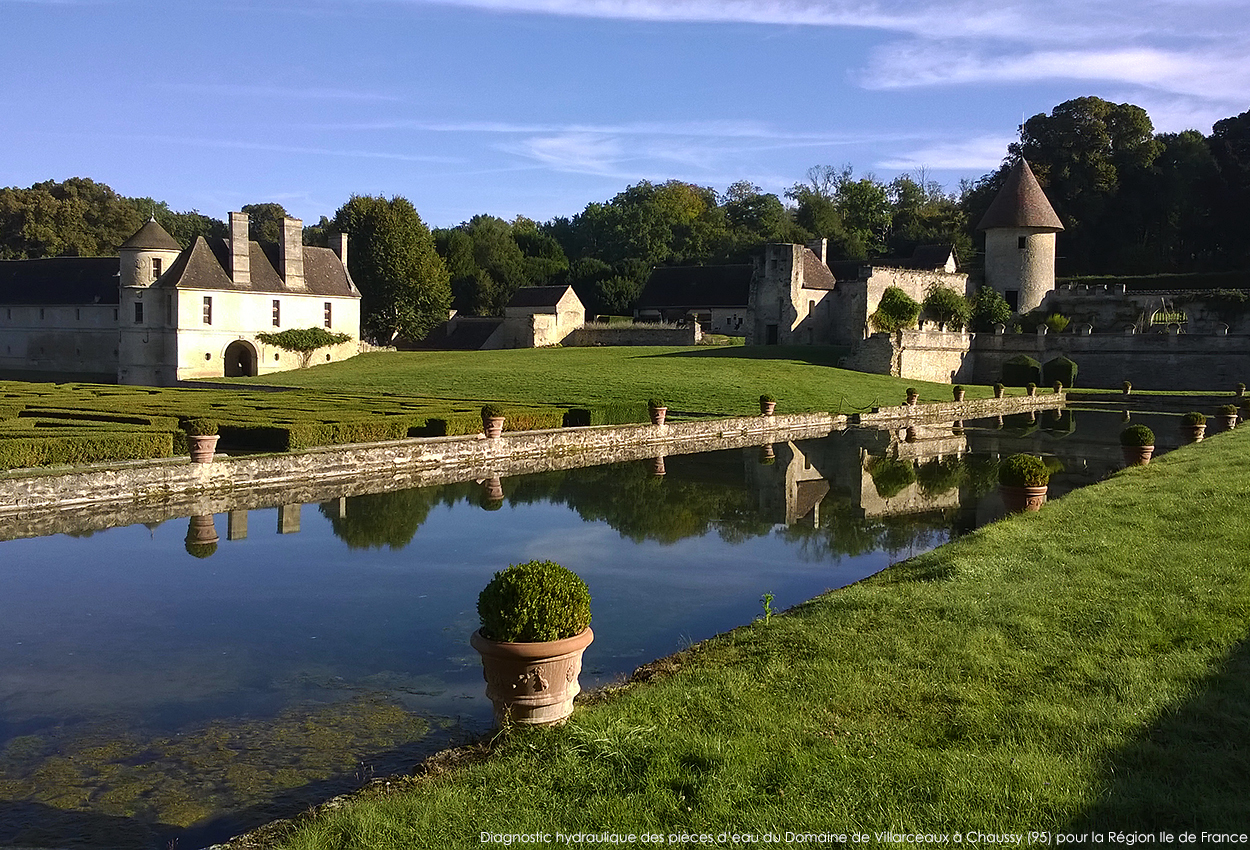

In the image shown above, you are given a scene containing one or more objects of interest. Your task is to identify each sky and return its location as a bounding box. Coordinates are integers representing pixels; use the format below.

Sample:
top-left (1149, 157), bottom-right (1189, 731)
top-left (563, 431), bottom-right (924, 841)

top-left (3, 0), bottom-right (1248, 229)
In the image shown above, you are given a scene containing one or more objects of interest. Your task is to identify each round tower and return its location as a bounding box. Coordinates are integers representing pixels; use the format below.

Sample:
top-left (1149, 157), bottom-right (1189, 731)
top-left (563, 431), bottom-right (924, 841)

top-left (119, 218), bottom-right (182, 290)
top-left (977, 159), bottom-right (1064, 314)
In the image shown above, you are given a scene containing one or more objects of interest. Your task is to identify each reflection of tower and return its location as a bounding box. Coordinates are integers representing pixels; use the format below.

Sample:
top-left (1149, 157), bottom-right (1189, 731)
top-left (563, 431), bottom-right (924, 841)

top-left (977, 160), bottom-right (1064, 314)
top-left (650, 456), bottom-right (666, 477)
top-left (481, 476), bottom-right (505, 509)
top-left (278, 504), bottom-right (301, 534)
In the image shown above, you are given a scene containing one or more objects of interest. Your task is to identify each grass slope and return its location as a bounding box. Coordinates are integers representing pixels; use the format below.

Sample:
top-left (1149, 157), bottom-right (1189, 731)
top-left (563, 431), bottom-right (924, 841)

top-left (270, 429), bottom-right (1250, 848)
top-left (236, 347), bottom-right (985, 416)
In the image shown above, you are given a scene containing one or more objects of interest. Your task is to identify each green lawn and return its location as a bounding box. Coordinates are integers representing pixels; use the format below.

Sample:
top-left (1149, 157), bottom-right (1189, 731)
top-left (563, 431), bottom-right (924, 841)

top-left (251, 427), bottom-right (1250, 848)
top-left (237, 346), bottom-right (985, 416)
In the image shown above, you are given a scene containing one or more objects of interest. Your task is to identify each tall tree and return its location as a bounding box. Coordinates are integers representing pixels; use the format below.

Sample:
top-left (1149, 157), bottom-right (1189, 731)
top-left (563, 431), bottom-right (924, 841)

top-left (332, 195), bottom-right (451, 343)
top-left (240, 202), bottom-right (290, 244)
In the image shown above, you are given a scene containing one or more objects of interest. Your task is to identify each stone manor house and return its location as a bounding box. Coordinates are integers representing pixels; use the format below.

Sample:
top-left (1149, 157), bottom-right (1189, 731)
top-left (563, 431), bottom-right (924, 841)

top-left (0, 212), bottom-right (361, 386)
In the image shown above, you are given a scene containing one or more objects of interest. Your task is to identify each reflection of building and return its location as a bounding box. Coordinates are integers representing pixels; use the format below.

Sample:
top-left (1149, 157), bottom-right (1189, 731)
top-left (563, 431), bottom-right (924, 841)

top-left (747, 441), bottom-right (830, 527)
top-left (0, 212), bottom-right (361, 385)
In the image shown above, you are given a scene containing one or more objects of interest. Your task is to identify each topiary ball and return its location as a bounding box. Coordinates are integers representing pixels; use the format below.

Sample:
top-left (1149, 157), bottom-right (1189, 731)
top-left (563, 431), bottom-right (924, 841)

top-left (1120, 424), bottom-right (1155, 447)
top-left (998, 453), bottom-right (1050, 488)
top-left (478, 560), bottom-right (591, 643)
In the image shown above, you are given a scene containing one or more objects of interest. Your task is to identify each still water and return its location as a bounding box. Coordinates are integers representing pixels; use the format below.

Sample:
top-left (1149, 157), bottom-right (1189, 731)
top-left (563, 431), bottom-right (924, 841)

top-left (0, 407), bottom-right (1189, 848)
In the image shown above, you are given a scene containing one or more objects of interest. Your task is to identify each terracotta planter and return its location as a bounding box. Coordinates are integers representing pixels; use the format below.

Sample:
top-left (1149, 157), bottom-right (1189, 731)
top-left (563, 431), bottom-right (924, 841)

top-left (471, 627), bottom-right (594, 726)
top-left (1220, 414), bottom-right (1238, 430)
top-left (994, 386), bottom-right (1004, 399)
top-left (760, 400), bottom-right (776, 416)
top-left (648, 406), bottom-right (667, 426)
top-left (1183, 424), bottom-right (1206, 443)
top-left (1026, 386), bottom-right (1037, 397)
top-left (189, 434), bottom-right (219, 463)
top-left (483, 416), bottom-right (505, 438)
top-left (758, 444), bottom-right (776, 463)
top-left (953, 389), bottom-right (965, 402)
top-left (650, 456), bottom-right (666, 476)
top-left (1121, 445), bottom-right (1154, 466)
top-left (1000, 484), bottom-right (1048, 513)
top-left (905, 393), bottom-right (918, 406)
top-left (482, 476), bottom-right (505, 502)
top-left (186, 514), bottom-right (219, 545)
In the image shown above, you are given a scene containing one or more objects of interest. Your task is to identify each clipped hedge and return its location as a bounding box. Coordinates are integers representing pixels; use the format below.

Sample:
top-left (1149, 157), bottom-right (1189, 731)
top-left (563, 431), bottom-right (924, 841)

top-left (0, 431), bottom-right (175, 471)
top-left (1042, 356), bottom-right (1078, 389)
top-left (1002, 355), bottom-right (1042, 387)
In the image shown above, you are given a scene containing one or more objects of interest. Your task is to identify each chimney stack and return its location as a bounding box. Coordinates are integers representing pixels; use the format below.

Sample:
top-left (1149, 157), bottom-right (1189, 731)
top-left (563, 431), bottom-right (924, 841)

top-left (806, 237), bottom-right (828, 265)
top-left (332, 232), bottom-right (348, 271)
top-left (279, 216), bottom-right (305, 290)
top-left (229, 212), bottom-right (251, 286)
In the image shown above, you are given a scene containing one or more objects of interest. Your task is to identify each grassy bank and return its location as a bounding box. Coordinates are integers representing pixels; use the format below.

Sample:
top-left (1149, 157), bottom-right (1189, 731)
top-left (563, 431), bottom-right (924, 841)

top-left (255, 429), bottom-right (1249, 847)
top-left (237, 346), bottom-right (987, 416)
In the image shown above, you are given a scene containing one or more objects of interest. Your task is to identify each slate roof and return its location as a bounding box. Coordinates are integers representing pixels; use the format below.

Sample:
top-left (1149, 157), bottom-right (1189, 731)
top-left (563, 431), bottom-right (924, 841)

top-left (0, 257), bottom-right (119, 305)
top-left (638, 265), bottom-right (752, 308)
top-left (506, 285), bottom-right (574, 309)
top-left (800, 248), bottom-right (837, 290)
top-left (157, 237), bottom-right (358, 297)
top-left (871, 244), bottom-right (958, 272)
top-left (120, 219), bottom-right (181, 252)
top-left (977, 160), bottom-right (1064, 231)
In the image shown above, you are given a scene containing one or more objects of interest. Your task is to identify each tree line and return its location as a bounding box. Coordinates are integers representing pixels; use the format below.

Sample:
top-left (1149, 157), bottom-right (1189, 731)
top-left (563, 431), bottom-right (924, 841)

top-left (2, 96), bottom-right (1247, 343)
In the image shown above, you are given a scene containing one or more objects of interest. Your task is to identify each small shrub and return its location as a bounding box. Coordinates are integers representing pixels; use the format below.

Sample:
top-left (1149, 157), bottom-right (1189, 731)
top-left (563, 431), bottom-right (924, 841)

top-left (1044, 313), bottom-right (1070, 333)
top-left (481, 403), bottom-right (505, 420)
top-left (869, 287), bottom-right (921, 333)
top-left (993, 382), bottom-right (1004, 397)
top-left (1120, 424), bottom-right (1155, 447)
top-left (759, 394), bottom-right (776, 404)
top-left (998, 454), bottom-right (1050, 488)
top-left (647, 398), bottom-right (666, 409)
top-left (921, 284), bottom-right (971, 331)
top-left (184, 540), bottom-right (218, 559)
top-left (1026, 382), bottom-right (1037, 394)
top-left (1237, 382), bottom-right (1245, 395)
top-left (1122, 380), bottom-right (1132, 393)
top-left (477, 560), bottom-right (592, 643)
top-left (1181, 411), bottom-right (1206, 427)
top-left (1218, 404), bottom-right (1238, 415)
top-left (1053, 381), bottom-right (1063, 392)
top-left (183, 418), bottom-right (218, 436)
top-left (969, 286), bottom-right (1012, 331)
top-left (906, 387), bottom-right (918, 396)
top-left (953, 385), bottom-right (964, 395)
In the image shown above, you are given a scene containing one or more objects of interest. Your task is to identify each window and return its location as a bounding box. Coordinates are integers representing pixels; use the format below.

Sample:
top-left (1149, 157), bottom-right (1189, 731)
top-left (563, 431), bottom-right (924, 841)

top-left (1005, 290), bottom-right (1019, 312)
top-left (272, 299), bottom-right (281, 327)
top-left (203, 296), bottom-right (212, 325)
top-left (39, 308), bottom-right (45, 320)
top-left (76, 308), bottom-right (81, 321)
top-left (5, 308), bottom-right (10, 320)
top-left (1017, 236), bottom-right (1027, 249)
top-left (114, 308), bottom-right (119, 321)
top-left (323, 302), bottom-right (332, 329)
top-left (152, 257), bottom-right (163, 279)
top-left (134, 302), bottom-right (143, 323)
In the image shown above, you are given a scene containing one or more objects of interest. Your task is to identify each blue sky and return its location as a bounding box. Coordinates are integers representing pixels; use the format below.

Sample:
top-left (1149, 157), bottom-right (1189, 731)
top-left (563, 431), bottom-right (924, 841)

top-left (3, 0), bottom-right (1247, 228)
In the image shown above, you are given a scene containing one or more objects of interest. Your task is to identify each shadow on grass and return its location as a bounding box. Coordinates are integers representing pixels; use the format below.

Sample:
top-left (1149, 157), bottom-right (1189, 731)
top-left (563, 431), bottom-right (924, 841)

top-left (647, 345), bottom-right (849, 367)
top-left (1066, 635), bottom-right (1250, 832)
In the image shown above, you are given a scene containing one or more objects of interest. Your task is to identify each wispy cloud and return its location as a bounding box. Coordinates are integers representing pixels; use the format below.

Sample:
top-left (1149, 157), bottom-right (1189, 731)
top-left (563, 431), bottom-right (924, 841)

top-left (82, 131), bottom-right (460, 164)
top-left (875, 134), bottom-right (1016, 171)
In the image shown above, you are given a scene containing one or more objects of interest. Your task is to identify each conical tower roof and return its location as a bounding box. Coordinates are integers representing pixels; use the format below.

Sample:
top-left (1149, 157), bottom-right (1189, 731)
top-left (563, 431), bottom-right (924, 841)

top-left (976, 159), bottom-right (1064, 231)
top-left (120, 218), bottom-right (182, 251)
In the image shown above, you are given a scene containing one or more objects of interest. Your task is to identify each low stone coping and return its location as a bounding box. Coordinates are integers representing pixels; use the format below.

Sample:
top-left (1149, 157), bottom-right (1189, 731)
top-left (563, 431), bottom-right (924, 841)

top-left (0, 395), bottom-right (1063, 526)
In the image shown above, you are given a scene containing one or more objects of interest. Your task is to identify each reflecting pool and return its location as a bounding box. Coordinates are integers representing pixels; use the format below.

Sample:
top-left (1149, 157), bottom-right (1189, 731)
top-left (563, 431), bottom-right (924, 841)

top-left (0, 406), bottom-right (1190, 848)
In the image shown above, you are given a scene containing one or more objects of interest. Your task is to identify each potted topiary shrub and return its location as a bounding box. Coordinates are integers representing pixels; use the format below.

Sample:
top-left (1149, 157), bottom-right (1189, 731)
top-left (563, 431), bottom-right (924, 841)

top-left (1122, 380), bottom-right (1132, 397)
top-left (952, 385), bottom-right (965, 402)
top-left (759, 393), bottom-right (776, 416)
top-left (998, 453), bottom-right (1050, 512)
top-left (1053, 380), bottom-right (1063, 394)
top-left (1120, 424), bottom-right (1155, 466)
top-left (1218, 403), bottom-right (1239, 430)
top-left (1181, 411), bottom-right (1206, 442)
top-left (184, 418), bottom-right (219, 463)
top-left (647, 397), bottom-right (667, 426)
top-left (1026, 382), bottom-right (1037, 397)
top-left (481, 403), bottom-right (506, 438)
top-left (905, 387), bottom-right (919, 405)
top-left (993, 382), bottom-right (1005, 399)
top-left (470, 560), bottom-right (593, 726)
top-left (1236, 382), bottom-right (1245, 398)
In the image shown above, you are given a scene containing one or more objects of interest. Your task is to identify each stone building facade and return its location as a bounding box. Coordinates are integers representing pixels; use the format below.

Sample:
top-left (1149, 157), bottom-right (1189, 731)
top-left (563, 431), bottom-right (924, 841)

top-left (0, 212), bottom-right (362, 386)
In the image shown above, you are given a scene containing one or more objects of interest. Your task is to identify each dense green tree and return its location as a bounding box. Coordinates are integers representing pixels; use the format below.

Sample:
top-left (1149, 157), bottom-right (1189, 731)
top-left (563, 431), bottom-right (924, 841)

top-left (0, 178), bottom-right (143, 258)
top-left (887, 174), bottom-right (972, 266)
top-left (240, 202), bottom-right (290, 244)
top-left (969, 286), bottom-right (1012, 331)
top-left (1209, 109), bottom-right (1250, 268)
top-left (721, 181), bottom-right (804, 257)
top-left (332, 195), bottom-right (451, 343)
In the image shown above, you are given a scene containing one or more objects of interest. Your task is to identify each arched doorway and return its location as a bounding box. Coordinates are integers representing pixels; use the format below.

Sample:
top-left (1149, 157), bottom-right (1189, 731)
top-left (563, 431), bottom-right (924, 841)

top-left (224, 340), bottom-right (258, 377)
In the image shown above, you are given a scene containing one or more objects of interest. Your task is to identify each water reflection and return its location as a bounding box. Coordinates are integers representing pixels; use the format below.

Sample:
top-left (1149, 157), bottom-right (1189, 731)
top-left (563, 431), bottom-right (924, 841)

top-left (0, 408), bottom-right (1182, 849)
